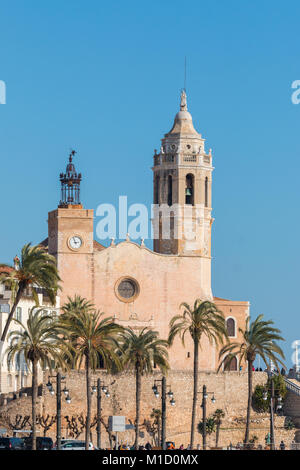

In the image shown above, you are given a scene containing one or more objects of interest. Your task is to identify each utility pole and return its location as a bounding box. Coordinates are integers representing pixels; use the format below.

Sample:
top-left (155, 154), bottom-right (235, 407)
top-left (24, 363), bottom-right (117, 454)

top-left (202, 385), bottom-right (207, 450)
top-left (56, 372), bottom-right (62, 451)
top-left (97, 378), bottom-right (102, 450)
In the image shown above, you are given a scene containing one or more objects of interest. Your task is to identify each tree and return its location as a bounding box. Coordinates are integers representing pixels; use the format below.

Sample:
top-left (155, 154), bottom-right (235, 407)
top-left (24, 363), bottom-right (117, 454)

top-left (197, 416), bottom-right (216, 436)
top-left (168, 299), bottom-right (227, 449)
top-left (118, 327), bottom-right (169, 449)
top-left (58, 296), bottom-right (122, 450)
top-left (218, 314), bottom-right (285, 444)
top-left (0, 243), bottom-right (61, 353)
top-left (253, 375), bottom-right (287, 413)
top-left (213, 409), bottom-right (225, 447)
top-left (5, 308), bottom-right (69, 449)
top-left (150, 408), bottom-right (162, 446)
top-left (37, 414), bottom-right (56, 437)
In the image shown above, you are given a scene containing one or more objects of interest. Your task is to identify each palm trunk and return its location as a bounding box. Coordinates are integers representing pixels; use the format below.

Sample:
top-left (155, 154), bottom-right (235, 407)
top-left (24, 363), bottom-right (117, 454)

top-left (85, 355), bottom-right (91, 451)
top-left (244, 360), bottom-right (253, 444)
top-left (0, 285), bottom-right (24, 348)
top-left (190, 338), bottom-right (199, 449)
top-left (31, 358), bottom-right (38, 450)
top-left (134, 363), bottom-right (141, 450)
top-left (216, 423), bottom-right (220, 447)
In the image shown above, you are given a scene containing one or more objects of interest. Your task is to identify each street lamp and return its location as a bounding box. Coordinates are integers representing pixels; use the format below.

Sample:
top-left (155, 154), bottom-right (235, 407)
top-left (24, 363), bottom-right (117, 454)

top-left (263, 379), bottom-right (282, 450)
top-left (91, 378), bottom-right (110, 450)
top-left (46, 373), bottom-right (71, 450)
top-left (199, 385), bottom-right (216, 450)
top-left (152, 377), bottom-right (175, 450)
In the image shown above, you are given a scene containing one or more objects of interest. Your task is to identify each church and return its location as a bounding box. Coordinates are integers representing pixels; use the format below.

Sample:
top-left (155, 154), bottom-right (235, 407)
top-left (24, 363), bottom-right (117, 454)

top-left (45, 91), bottom-right (249, 371)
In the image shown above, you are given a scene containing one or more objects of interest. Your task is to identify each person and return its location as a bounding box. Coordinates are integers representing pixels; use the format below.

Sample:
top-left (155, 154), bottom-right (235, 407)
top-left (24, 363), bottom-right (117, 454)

top-left (239, 366), bottom-right (243, 372)
top-left (179, 444), bottom-right (184, 450)
top-left (145, 442), bottom-right (152, 450)
top-left (279, 440), bottom-right (285, 450)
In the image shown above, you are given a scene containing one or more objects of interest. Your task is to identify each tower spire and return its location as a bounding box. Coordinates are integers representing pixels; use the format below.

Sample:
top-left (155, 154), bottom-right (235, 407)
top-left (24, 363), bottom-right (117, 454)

top-left (59, 150), bottom-right (82, 208)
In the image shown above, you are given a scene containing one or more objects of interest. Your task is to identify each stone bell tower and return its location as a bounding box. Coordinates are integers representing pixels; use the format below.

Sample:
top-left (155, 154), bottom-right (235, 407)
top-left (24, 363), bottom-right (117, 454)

top-left (48, 151), bottom-right (94, 307)
top-left (152, 90), bottom-right (213, 257)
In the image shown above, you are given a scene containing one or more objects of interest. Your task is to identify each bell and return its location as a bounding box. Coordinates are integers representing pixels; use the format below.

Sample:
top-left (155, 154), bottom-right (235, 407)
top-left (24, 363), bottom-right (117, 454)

top-left (185, 188), bottom-right (192, 196)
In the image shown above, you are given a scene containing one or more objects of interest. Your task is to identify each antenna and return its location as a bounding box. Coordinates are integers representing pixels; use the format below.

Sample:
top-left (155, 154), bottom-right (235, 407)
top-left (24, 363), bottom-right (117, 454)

top-left (184, 56), bottom-right (187, 92)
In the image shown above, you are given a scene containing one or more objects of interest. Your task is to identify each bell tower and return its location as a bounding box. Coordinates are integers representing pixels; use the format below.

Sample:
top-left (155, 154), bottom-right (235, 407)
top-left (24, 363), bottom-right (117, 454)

top-left (152, 91), bottom-right (213, 257)
top-left (48, 151), bottom-right (94, 306)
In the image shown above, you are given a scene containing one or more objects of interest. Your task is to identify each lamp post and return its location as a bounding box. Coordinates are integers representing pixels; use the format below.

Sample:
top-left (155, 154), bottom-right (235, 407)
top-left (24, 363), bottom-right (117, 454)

top-left (91, 378), bottom-right (110, 450)
top-left (152, 376), bottom-right (175, 450)
top-left (263, 380), bottom-right (282, 450)
top-left (199, 385), bottom-right (216, 450)
top-left (46, 372), bottom-right (71, 450)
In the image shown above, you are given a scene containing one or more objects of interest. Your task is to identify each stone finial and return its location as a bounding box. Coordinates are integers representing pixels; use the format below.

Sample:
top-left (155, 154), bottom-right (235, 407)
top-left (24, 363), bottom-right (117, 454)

top-left (180, 89), bottom-right (187, 111)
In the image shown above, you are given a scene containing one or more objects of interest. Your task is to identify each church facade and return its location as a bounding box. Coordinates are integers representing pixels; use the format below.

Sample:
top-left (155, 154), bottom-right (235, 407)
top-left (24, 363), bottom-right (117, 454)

top-left (46, 92), bottom-right (249, 371)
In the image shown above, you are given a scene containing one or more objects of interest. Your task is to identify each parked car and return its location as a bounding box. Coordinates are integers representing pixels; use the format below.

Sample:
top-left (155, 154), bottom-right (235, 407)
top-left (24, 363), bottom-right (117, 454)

top-left (23, 436), bottom-right (53, 450)
top-left (53, 440), bottom-right (96, 450)
top-left (0, 437), bottom-right (25, 450)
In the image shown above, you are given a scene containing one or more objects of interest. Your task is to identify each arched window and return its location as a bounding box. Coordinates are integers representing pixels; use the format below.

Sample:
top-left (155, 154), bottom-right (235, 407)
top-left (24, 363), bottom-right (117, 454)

top-left (224, 356), bottom-right (238, 371)
top-left (185, 174), bottom-right (194, 205)
top-left (167, 175), bottom-right (172, 206)
top-left (226, 318), bottom-right (236, 337)
top-left (205, 177), bottom-right (208, 207)
top-left (154, 175), bottom-right (160, 204)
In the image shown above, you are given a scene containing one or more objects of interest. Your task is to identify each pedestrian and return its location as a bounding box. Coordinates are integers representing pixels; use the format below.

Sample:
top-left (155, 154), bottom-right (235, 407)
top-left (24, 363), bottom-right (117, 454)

top-left (279, 440), bottom-right (285, 450)
top-left (145, 442), bottom-right (152, 450)
top-left (179, 444), bottom-right (184, 450)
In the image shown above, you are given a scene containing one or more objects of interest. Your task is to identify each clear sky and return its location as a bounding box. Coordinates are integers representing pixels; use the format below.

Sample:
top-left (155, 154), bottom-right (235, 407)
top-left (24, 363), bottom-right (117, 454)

top-left (0, 0), bottom-right (299, 366)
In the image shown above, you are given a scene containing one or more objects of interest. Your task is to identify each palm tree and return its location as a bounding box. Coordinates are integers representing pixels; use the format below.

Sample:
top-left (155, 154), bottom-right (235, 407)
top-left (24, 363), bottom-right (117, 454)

top-left (5, 308), bottom-right (69, 450)
top-left (168, 299), bottom-right (227, 449)
top-left (58, 297), bottom-right (122, 450)
top-left (218, 314), bottom-right (285, 444)
top-left (0, 243), bottom-right (61, 352)
top-left (213, 409), bottom-right (225, 447)
top-left (119, 328), bottom-right (169, 450)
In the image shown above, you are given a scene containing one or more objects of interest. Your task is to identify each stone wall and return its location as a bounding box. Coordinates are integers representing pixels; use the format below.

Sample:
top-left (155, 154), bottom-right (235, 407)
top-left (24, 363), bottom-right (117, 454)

top-left (0, 370), bottom-right (296, 448)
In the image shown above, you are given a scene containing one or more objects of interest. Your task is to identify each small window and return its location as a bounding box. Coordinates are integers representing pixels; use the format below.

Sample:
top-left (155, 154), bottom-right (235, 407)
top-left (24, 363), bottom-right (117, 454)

top-left (0, 304), bottom-right (10, 313)
top-left (15, 307), bottom-right (22, 322)
top-left (226, 318), bottom-right (236, 337)
top-left (205, 177), bottom-right (208, 207)
top-left (154, 175), bottom-right (160, 205)
top-left (167, 175), bottom-right (172, 206)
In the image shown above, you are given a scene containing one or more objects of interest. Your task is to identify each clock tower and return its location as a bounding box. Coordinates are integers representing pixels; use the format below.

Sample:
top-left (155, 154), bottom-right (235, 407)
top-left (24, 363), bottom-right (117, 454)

top-left (48, 151), bottom-right (94, 306)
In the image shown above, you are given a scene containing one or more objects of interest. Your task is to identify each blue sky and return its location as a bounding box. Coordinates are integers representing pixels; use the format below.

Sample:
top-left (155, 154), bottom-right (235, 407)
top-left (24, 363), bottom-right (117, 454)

top-left (0, 0), bottom-right (299, 366)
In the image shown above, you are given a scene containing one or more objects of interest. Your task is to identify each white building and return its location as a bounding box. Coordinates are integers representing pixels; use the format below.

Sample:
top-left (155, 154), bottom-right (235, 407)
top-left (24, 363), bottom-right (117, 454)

top-left (0, 281), bottom-right (60, 395)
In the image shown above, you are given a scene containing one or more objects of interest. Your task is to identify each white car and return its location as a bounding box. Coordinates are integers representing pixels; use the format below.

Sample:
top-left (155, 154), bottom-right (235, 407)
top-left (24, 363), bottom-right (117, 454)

top-left (53, 440), bottom-right (97, 450)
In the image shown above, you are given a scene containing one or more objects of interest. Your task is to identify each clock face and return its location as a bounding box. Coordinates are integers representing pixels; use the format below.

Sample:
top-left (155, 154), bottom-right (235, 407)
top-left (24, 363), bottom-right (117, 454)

top-left (69, 236), bottom-right (83, 250)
